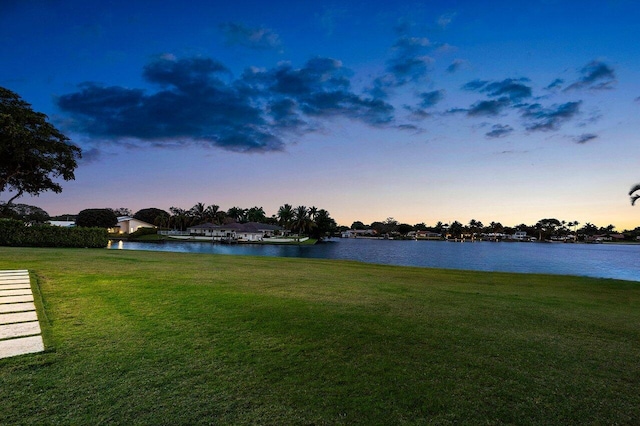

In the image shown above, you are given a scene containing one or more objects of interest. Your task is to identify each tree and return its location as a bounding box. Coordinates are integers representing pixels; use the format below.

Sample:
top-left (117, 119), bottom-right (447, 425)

top-left (535, 218), bottom-right (561, 241)
top-left (0, 202), bottom-right (49, 224)
top-left (311, 209), bottom-right (337, 240)
top-left (397, 223), bottom-right (414, 236)
top-left (190, 202), bottom-right (207, 223)
top-left (246, 206), bottom-right (266, 223)
top-left (630, 184), bottom-right (640, 206)
top-left (133, 208), bottom-right (170, 225)
top-left (227, 206), bottom-right (247, 223)
top-left (351, 221), bottom-right (367, 230)
top-left (110, 207), bottom-right (131, 217)
top-left (291, 205), bottom-right (315, 236)
top-left (277, 204), bottom-right (294, 228)
top-left (0, 87), bottom-right (81, 205)
top-left (76, 208), bottom-right (117, 228)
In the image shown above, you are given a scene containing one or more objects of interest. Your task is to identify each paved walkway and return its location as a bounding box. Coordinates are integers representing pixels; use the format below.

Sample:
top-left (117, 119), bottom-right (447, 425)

top-left (0, 270), bottom-right (45, 359)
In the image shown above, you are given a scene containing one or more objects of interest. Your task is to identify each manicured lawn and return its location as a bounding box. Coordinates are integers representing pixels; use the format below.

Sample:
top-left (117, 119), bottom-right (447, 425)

top-left (1, 246), bottom-right (639, 424)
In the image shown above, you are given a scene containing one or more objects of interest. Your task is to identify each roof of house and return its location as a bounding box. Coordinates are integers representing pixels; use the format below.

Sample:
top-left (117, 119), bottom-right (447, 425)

top-left (116, 216), bottom-right (156, 227)
top-left (188, 222), bottom-right (283, 232)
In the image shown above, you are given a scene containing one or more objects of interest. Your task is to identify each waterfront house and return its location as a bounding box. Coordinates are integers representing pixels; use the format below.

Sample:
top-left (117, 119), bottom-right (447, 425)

top-left (187, 222), bottom-right (284, 242)
top-left (109, 216), bottom-right (156, 234)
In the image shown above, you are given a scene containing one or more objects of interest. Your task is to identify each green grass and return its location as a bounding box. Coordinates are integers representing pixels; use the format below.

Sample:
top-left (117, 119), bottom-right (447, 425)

top-left (1, 247), bottom-right (639, 424)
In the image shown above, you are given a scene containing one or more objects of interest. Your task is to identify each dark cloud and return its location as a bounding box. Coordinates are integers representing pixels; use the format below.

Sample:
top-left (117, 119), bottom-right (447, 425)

top-left (219, 22), bottom-right (281, 50)
top-left (57, 55), bottom-right (394, 153)
top-left (574, 133), bottom-right (597, 144)
top-left (467, 98), bottom-right (511, 117)
top-left (565, 60), bottom-right (616, 91)
top-left (486, 124), bottom-right (514, 138)
top-left (143, 57), bottom-right (230, 91)
top-left (418, 90), bottom-right (444, 108)
top-left (521, 101), bottom-right (582, 131)
top-left (397, 124), bottom-right (420, 132)
top-left (462, 79), bottom-right (488, 91)
top-left (446, 59), bottom-right (465, 73)
top-left (368, 36), bottom-right (434, 98)
top-left (545, 78), bottom-right (564, 90)
top-left (483, 79), bottom-right (532, 101)
top-left (463, 78), bottom-right (531, 101)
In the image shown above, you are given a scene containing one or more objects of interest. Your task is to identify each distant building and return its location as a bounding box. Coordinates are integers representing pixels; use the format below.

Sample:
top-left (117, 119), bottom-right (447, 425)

top-left (48, 220), bottom-right (76, 227)
top-left (109, 216), bottom-right (156, 234)
top-left (341, 229), bottom-right (376, 238)
top-left (187, 222), bottom-right (283, 242)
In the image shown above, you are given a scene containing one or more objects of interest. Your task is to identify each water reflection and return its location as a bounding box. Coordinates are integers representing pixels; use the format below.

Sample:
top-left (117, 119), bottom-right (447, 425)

top-left (107, 239), bottom-right (640, 282)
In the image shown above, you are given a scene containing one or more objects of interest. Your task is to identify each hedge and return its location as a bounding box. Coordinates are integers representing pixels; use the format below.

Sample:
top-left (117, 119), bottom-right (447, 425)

top-left (0, 219), bottom-right (108, 248)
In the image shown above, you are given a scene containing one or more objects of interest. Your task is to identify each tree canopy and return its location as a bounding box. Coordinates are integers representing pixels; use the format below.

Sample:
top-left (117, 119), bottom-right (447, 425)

top-left (76, 208), bottom-right (118, 228)
top-left (0, 87), bottom-right (81, 205)
top-left (0, 202), bottom-right (49, 224)
top-left (133, 208), bottom-right (170, 225)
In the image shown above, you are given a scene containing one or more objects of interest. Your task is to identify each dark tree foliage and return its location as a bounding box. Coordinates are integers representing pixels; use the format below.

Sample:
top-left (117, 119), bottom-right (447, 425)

top-left (630, 184), bottom-right (640, 206)
top-left (133, 208), bottom-right (170, 225)
top-left (76, 208), bottom-right (118, 228)
top-left (0, 202), bottom-right (49, 224)
top-left (0, 87), bottom-right (81, 205)
top-left (397, 223), bottom-right (414, 236)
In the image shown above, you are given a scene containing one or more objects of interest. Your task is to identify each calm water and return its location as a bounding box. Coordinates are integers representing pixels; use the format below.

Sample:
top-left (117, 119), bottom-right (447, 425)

top-left (108, 238), bottom-right (640, 282)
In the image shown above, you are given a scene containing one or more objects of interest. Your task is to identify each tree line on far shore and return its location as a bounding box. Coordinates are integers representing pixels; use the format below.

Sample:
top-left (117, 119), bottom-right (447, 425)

top-left (0, 202), bottom-right (338, 240)
top-left (349, 217), bottom-right (640, 241)
top-left (3, 202), bottom-right (640, 242)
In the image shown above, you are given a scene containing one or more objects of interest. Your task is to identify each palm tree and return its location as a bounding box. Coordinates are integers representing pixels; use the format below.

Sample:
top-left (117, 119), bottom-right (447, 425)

top-left (308, 206), bottom-right (318, 220)
top-left (190, 202), bottom-right (206, 224)
top-left (204, 204), bottom-right (220, 224)
top-left (277, 204), bottom-right (294, 229)
top-left (291, 205), bottom-right (315, 236)
top-left (246, 206), bottom-right (266, 223)
top-left (630, 184), bottom-right (640, 205)
top-left (227, 206), bottom-right (247, 223)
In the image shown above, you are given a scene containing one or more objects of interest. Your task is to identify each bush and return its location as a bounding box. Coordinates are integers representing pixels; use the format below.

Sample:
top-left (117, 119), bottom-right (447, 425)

top-left (0, 219), bottom-right (108, 248)
top-left (128, 227), bottom-right (159, 239)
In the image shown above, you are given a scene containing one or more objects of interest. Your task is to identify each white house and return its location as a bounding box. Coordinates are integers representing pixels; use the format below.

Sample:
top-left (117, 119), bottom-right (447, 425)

top-left (187, 222), bottom-right (283, 242)
top-left (109, 216), bottom-right (156, 234)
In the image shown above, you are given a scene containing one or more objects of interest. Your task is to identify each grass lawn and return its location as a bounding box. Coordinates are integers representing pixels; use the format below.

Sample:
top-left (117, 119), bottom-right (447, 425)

top-left (1, 247), bottom-right (639, 424)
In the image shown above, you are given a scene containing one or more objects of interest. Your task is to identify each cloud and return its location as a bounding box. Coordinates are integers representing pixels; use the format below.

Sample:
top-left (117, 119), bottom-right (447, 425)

top-left (486, 124), bottom-right (514, 138)
top-left (77, 147), bottom-right (103, 164)
top-left (219, 22), bottom-right (282, 50)
top-left (387, 37), bottom-right (434, 84)
top-left (463, 78), bottom-right (532, 102)
top-left (57, 55), bottom-right (394, 153)
top-left (446, 59), bottom-right (466, 73)
top-left (467, 98), bottom-right (511, 117)
top-left (418, 90), bottom-right (444, 108)
top-left (368, 36), bottom-right (434, 98)
top-left (521, 101), bottom-right (582, 131)
top-left (565, 60), bottom-right (616, 91)
top-left (437, 12), bottom-right (457, 29)
top-left (574, 133), bottom-right (597, 144)
top-left (545, 78), bottom-right (564, 90)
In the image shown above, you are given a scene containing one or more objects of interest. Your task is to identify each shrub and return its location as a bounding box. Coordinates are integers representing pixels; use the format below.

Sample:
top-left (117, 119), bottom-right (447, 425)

top-left (0, 219), bottom-right (108, 248)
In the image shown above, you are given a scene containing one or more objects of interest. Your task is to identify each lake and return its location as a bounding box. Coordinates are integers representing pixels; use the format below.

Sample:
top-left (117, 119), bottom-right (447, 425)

top-left (108, 238), bottom-right (640, 282)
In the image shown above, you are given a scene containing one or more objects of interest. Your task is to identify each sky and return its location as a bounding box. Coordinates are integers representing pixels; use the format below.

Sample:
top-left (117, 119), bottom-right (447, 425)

top-left (2, 0), bottom-right (639, 229)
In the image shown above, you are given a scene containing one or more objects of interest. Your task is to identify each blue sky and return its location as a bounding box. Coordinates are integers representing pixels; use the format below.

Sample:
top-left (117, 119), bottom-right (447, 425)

top-left (2, 0), bottom-right (639, 228)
